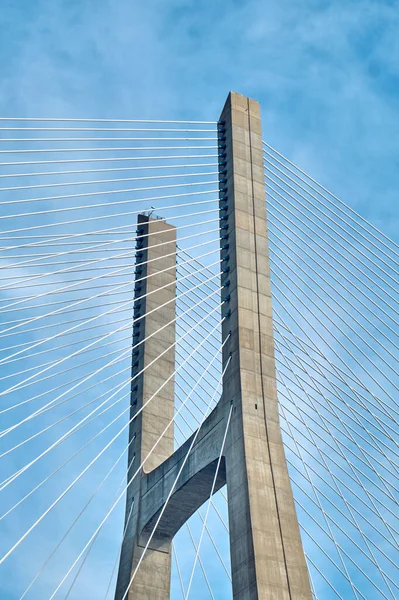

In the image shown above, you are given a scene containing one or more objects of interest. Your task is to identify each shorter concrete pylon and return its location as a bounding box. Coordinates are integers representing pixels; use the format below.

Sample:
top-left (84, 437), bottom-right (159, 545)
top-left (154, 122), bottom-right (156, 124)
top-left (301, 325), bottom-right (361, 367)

top-left (114, 215), bottom-right (177, 600)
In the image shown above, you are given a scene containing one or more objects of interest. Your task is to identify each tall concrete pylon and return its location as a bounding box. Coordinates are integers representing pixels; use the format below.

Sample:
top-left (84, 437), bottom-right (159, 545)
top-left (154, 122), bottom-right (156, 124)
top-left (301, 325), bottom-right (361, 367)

top-left (114, 92), bottom-right (312, 599)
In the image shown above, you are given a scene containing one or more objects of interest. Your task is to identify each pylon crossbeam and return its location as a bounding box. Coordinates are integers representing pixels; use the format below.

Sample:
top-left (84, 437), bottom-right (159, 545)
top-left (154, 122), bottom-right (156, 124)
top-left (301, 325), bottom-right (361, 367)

top-left (140, 402), bottom-right (227, 543)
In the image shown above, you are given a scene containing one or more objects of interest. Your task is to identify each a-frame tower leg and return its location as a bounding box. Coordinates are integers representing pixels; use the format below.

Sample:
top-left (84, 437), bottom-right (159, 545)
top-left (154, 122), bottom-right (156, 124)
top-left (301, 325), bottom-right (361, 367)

top-left (114, 215), bottom-right (176, 600)
top-left (219, 92), bottom-right (312, 599)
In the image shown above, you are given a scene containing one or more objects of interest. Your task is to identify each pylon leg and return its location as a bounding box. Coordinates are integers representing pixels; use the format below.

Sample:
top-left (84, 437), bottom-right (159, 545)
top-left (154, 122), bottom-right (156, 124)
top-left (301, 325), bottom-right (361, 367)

top-left (114, 215), bottom-right (176, 600)
top-left (219, 92), bottom-right (312, 599)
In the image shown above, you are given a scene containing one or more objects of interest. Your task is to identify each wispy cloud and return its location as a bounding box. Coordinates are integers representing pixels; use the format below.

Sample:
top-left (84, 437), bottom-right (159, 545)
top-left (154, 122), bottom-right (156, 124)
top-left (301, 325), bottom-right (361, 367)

top-left (0, 1), bottom-right (397, 598)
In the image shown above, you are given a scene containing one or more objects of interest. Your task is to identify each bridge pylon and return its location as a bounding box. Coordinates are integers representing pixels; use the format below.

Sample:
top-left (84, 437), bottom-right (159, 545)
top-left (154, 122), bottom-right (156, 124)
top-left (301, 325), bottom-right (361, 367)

top-left (114, 92), bottom-right (312, 599)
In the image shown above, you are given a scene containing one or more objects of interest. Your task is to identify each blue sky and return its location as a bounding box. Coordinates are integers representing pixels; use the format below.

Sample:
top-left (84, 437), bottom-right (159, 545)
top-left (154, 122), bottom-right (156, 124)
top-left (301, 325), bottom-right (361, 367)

top-left (0, 1), bottom-right (398, 599)
top-left (0, 0), bottom-right (399, 242)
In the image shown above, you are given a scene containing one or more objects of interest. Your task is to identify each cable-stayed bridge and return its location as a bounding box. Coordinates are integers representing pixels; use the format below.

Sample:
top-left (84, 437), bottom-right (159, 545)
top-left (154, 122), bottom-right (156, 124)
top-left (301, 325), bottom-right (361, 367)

top-left (0, 92), bottom-right (397, 600)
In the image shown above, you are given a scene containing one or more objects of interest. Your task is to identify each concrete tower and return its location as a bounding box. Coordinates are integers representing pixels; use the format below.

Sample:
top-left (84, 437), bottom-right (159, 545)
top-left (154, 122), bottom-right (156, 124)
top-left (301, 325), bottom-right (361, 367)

top-left (114, 93), bottom-right (312, 600)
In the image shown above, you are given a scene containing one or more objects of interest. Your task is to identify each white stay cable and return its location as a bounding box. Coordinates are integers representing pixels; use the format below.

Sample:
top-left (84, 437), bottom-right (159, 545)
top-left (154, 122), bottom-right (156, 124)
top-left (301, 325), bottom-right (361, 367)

top-left (0, 219), bottom-right (218, 299)
top-left (0, 125), bottom-right (216, 130)
top-left (0, 293), bottom-right (221, 481)
top-left (263, 142), bottom-right (399, 258)
top-left (265, 175), bottom-right (399, 294)
top-left (285, 447), bottom-right (397, 597)
top-left (61, 451), bottom-right (138, 600)
top-left (0, 217), bottom-right (150, 249)
top-left (0, 288), bottom-right (220, 450)
top-left (104, 433), bottom-right (211, 600)
top-left (176, 352), bottom-right (221, 402)
top-left (0, 183), bottom-right (219, 223)
top-left (0, 273), bottom-right (214, 324)
top-left (296, 499), bottom-right (397, 598)
top-left (0, 281), bottom-right (222, 454)
top-left (279, 404), bottom-right (363, 600)
top-left (183, 404), bottom-right (232, 600)
top-left (176, 410), bottom-right (231, 540)
top-left (267, 194), bottom-right (399, 324)
top-left (0, 282), bottom-right (222, 466)
top-left (279, 412), bottom-right (398, 597)
top-left (0, 118), bottom-right (217, 123)
top-left (1, 308), bottom-right (133, 372)
top-left (0, 236), bottom-right (219, 363)
top-left (0, 248), bottom-right (219, 369)
top-left (165, 399), bottom-right (230, 579)
top-left (0, 206), bottom-right (217, 269)
top-left (168, 253), bottom-right (392, 460)
top-left (275, 336), bottom-right (399, 485)
top-left (105, 355), bottom-right (230, 600)
top-left (0, 384), bottom-right (131, 503)
top-left (184, 523), bottom-right (216, 599)
top-left (175, 430), bottom-right (230, 580)
top-left (172, 544), bottom-right (186, 600)
top-left (1, 136), bottom-right (217, 142)
top-left (0, 161), bottom-right (219, 181)
top-left (287, 461), bottom-right (392, 600)
top-left (0, 169), bottom-right (218, 195)
top-left (282, 429), bottom-right (399, 559)
top-left (264, 152), bottom-right (399, 277)
top-left (0, 353), bottom-right (133, 462)
top-left (292, 498), bottom-right (368, 600)
top-left (0, 317), bottom-right (226, 567)
top-left (47, 338), bottom-right (229, 600)
top-left (283, 444), bottom-right (399, 571)
top-left (0, 384), bottom-right (134, 520)
top-left (278, 374), bottom-right (399, 527)
top-left (279, 350), bottom-right (399, 485)
top-left (0, 153), bottom-right (220, 169)
top-left (103, 499), bottom-right (137, 600)
top-left (274, 319), bottom-right (399, 487)
top-left (0, 144), bottom-right (219, 154)
top-left (269, 236), bottom-right (399, 381)
top-left (270, 272), bottom-right (399, 425)
top-left (0, 250), bottom-right (219, 376)
top-left (273, 316), bottom-right (399, 445)
top-left (279, 398), bottom-right (399, 543)
top-left (276, 347), bottom-right (399, 477)
top-left (0, 301), bottom-right (224, 499)
top-left (1, 179), bottom-right (218, 213)
top-left (0, 265), bottom-right (221, 403)
top-left (2, 403), bottom-right (134, 569)
top-left (280, 394), bottom-right (399, 549)
top-left (309, 570), bottom-right (320, 600)
top-left (0, 197), bottom-right (216, 248)
top-left (276, 366), bottom-right (361, 599)
top-left (119, 357), bottom-right (232, 600)
top-left (0, 234), bottom-right (218, 322)
top-left (269, 217), bottom-right (399, 353)
top-left (0, 224), bottom-right (219, 334)
top-left (0, 190), bottom-right (218, 236)
top-left (175, 378), bottom-right (212, 423)
top-left (201, 505), bottom-right (229, 560)
top-left (18, 440), bottom-right (137, 599)
top-left (276, 348), bottom-right (397, 598)
top-left (175, 412), bottom-right (231, 556)
top-left (0, 220), bottom-right (219, 296)
top-left (4, 273), bottom-right (221, 454)
top-left (185, 504), bottom-right (230, 579)
top-left (305, 552), bottom-right (346, 600)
